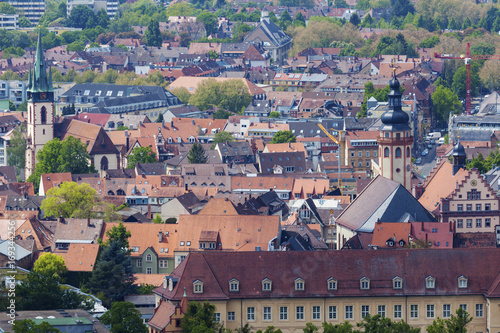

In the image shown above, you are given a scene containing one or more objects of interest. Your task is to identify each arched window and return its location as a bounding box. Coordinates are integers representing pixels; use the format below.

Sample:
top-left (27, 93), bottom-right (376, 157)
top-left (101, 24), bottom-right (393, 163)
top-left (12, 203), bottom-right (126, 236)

top-left (146, 254), bottom-right (152, 262)
top-left (100, 156), bottom-right (109, 170)
top-left (406, 147), bottom-right (410, 157)
top-left (384, 147), bottom-right (390, 157)
top-left (41, 106), bottom-right (47, 124)
top-left (395, 148), bottom-right (401, 158)
top-left (107, 190), bottom-right (115, 195)
top-left (117, 189), bottom-right (125, 196)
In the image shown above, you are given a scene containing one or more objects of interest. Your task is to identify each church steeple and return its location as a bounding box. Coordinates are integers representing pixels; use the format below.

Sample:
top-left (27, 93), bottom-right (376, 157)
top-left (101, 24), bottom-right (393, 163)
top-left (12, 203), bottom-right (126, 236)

top-left (29, 30), bottom-right (53, 94)
top-left (380, 69), bottom-right (410, 132)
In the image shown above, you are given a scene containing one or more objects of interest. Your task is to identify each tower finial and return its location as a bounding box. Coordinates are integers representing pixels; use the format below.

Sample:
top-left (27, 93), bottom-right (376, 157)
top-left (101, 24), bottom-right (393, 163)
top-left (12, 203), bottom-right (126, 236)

top-left (183, 287), bottom-right (187, 297)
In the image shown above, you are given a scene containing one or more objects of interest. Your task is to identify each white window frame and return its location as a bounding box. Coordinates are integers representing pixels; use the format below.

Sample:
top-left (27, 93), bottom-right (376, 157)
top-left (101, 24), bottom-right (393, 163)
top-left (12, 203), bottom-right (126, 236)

top-left (312, 306), bottom-right (321, 320)
top-left (146, 253), bottom-right (152, 262)
top-left (227, 312), bottom-right (235, 321)
top-left (345, 305), bottom-right (353, 320)
top-left (458, 275), bottom-right (468, 289)
top-left (426, 276), bottom-right (435, 289)
top-left (247, 307), bottom-right (255, 321)
top-left (410, 304), bottom-right (418, 318)
top-left (426, 304), bottom-right (435, 318)
top-left (137, 259), bottom-right (142, 267)
top-left (279, 306), bottom-right (288, 321)
top-left (263, 307), bottom-right (272, 321)
top-left (329, 305), bottom-right (337, 319)
top-left (476, 304), bottom-right (484, 317)
top-left (378, 305), bottom-right (386, 317)
top-left (394, 305), bottom-right (402, 318)
top-left (327, 277), bottom-right (337, 290)
top-left (146, 267), bottom-right (152, 274)
top-left (360, 277), bottom-right (370, 290)
top-left (193, 280), bottom-right (203, 294)
top-left (295, 278), bottom-right (305, 291)
top-left (443, 304), bottom-right (451, 318)
top-left (393, 276), bottom-right (402, 289)
top-left (159, 260), bottom-right (168, 268)
top-left (262, 278), bottom-right (272, 292)
top-left (296, 306), bottom-right (304, 320)
top-left (229, 279), bottom-right (239, 292)
top-left (361, 305), bottom-right (370, 318)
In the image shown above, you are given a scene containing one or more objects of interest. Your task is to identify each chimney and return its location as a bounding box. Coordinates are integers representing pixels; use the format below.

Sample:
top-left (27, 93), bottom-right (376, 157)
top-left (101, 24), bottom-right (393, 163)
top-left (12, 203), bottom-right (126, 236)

top-left (147, 204), bottom-right (152, 219)
top-left (421, 221), bottom-right (424, 232)
top-left (171, 120), bottom-right (174, 127)
top-left (58, 216), bottom-right (64, 223)
top-left (163, 276), bottom-right (167, 289)
top-left (159, 231), bottom-right (163, 243)
top-left (125, 131), bottom-right (130, 152)
top-left (185, 183), bottom-right (188, 191)
top-left (168, 278), bottom-right (173, 292)
top-left (87, 218), bottom-right (91, 227)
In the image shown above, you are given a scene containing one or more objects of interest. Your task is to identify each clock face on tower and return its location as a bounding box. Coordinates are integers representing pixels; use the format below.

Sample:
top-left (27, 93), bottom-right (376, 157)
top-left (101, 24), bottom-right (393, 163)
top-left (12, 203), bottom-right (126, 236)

top-left (40, 93), bottom-right (47, 100)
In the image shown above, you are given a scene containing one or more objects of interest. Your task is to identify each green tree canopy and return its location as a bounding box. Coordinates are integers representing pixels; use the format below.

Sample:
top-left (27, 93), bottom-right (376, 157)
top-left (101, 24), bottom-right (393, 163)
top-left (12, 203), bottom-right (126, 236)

top-left (181, 301), bottom-right (221, 333)
top-left (145, 18), bottom-right (162, 47)
top-left (103, 221), bottom-right (132, 248)
top-left (171, 87), bottom-right (191, 104)
top-left (189, 78), bottom-right (253, 112)
top-left (41, 182), bottom-right (99, 219)
top-left (197, 11), bottom-right (218, 36)
top-left (13, 319), bottom-right (61, 333)
top-left (188, 142), bottom-right (208, 164)
top-left (211, 131), bottom-right (235, 149)
top-left (87, 240), bottom-right (136, 308)
top-left (68, 5), bottom-right (96, 29)
top-left (452, 63), bottom-right (481, 100)
top-left (27, 136), bottom-right (96, 193)
top-left (268, 111), bottom-right (281, 118)
top-left (271, 130), bottom-right (296, 144)
top-left (431, 85), bottom-right (462, 124)
top-left (0, 2), bottom-right (16, 14)
top-left (100, 301), bottom-right (148, 333)
top-left (127, 146), bottom-right (157, 168)
top-left (33, 253), bottom-right (67, 281)
top-left (427, 308), bottom-right (472, 333)
top-left (213, 109), bottom-right (233, 119)
top-left (7, 124), bottom-right (26, 179)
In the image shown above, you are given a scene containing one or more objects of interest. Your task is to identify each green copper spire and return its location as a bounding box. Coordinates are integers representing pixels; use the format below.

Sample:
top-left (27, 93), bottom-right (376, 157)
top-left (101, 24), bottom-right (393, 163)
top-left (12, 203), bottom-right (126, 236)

top-left (30, 29), bottom-right (53, 93)
top-left (27, 63), bottom-right (32, 90)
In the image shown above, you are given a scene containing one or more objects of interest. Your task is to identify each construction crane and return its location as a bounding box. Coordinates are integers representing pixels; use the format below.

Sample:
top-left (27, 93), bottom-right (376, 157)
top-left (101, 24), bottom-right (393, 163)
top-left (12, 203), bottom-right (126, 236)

top-left (318, 124), bottom-right (343, 193)
top-left (434, 42), bottom-right (500, 115)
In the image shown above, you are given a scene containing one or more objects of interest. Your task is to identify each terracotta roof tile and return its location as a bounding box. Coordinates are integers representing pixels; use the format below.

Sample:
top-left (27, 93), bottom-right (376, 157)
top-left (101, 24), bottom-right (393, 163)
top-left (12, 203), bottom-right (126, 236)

top-left (56, 243), bottom-right (99, 272)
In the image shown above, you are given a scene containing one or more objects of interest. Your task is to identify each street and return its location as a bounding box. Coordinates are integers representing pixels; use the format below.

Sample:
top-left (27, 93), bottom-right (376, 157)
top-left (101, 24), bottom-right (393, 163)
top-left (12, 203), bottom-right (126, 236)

top-left (416, 143), bottom-right (438, 179)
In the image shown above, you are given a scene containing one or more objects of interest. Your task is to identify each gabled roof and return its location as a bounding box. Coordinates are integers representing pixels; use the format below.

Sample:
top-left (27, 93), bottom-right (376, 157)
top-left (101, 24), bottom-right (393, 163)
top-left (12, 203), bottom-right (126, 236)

top-left (52, 219), bottom-right (104, 250)
top-left (15, 218), bottom-right (54, 250)
top-left (148, 300), bottom-right (177, 330)
top-left (336, 175), bottom-right (435, 232)
top-left (56, 243), bottom-right (99, 271)
top-left (197, 198), bottom-right (238, 215)
top-left (0, 239), bottom-right (31, 260)
top-left (39, 172), bottom-right (72, 196)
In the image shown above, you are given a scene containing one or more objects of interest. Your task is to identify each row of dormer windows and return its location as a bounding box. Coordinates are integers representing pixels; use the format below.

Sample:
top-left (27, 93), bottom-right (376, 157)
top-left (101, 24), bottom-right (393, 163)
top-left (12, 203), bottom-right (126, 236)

top-left (191, 275), bottom-right (469, 294)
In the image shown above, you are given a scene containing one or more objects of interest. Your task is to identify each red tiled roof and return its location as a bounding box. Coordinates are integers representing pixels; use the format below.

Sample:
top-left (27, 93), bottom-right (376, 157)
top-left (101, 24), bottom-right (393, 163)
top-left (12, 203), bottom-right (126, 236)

top-left (56, 243), bottom-right (99, 272)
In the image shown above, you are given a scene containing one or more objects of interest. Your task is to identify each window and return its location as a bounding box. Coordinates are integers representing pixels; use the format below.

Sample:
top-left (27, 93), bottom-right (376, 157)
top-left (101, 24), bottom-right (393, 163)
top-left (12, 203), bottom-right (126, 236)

top-left (263, 307), bottom-right (272, 321)
top-left (378, 305), bottom-right (386, 317)
top-left (328, 306), bottom-right (337, 319)
top-left (427, 304), bottom-right (435, 318)
top-left (460, 304), bottom-right (467, 312)
top-left (229, 279), bottom-right (239, 292)
top-left (467, 219), bottom-right (472, 228)
top-left (467, 189), bottom-right (481, 200)
top-left (373, 151), bottom-right (377, 157)
top-left (393, 277), bottom-right (402, 289)
top-left (311, 306), bottom-right (321, 320)
top-left (476, 219), bottom-right (482, 228)
top-left (443, 304), bottom-right (451, 318)
top-left (476, 304), bottom-right (484, 317)
top-left (193, 280), bottom-right (203, 293)
top-left (384, 147), bottom-right (390, 157)
top-left (295, 278), bottom-right (304, 291)
top-left (262, 278), bottom-right (272, 291)
top-left (247, 307), bottom-right (255, 321)
top-left (426, 276), bottom-right (435, 289)
top-left (327, 278), bottom-right (337, 290)
top-left (159, 260), bottom-right (168, 268)
top-left (457, 219), bottom-right (463, 228)
top-left (146, 267), bottom-right (152, 274)
top-left (361, 305), bottom-right (370, 318)
top-left (296, 306), bottom-right (304, 320)
top-left (41, 106), bottom-right (47, 124)
top-left (228, 312), bottom-right (235, 321)
top-left (457, 204), bottom-right (463, 212)
top-left (394, 305), bottom-right (402, 318)
top-left (395, 147), bottom-right (401, 158)
top-left (366, 151), bottom-right (370, 157)
top-left (351, 151), bottom-right (355, 157)
top-left (360, 277), bottom-right (370, 290)
top-left (345, 306), bottom-right (353, 319)
top-left (214, 313), bottom-right (220, 322)
top-left (476, 204), bottom-right (481, 211)
top-left (280, 307), bottom-right (288, 320)
top-left (410, 305), bottom-right (418, 318)
top-left (180, 241), bottom-right (185, 246)
top-left (146, 254), bottom-right (152, 262)
top-left (358, 151), bottom-right (362, 157)
top-left (466, 204), bottom-right (472, 212)
top-left (137, 259), bottom-right (142, 267)
top-left (358, 161), bottom-right (363, 167)
top-left (406, 147), bottom-right (410, 157)
top-left (485, 218), bottom-right (491, 227)
top-left (485, 203), bottom-right (491, 211)
top-left (366, 161), bottom-right (371, 167)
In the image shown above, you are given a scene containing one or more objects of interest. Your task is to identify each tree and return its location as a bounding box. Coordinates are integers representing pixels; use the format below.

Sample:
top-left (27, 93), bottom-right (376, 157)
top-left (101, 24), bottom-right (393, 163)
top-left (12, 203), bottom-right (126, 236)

top-left (172, 87), bottom-right (191, 104)
top-left (103, 221), bottom-right (132, 248)
top-left (188, 143), bottom-right (208, 164)
top-left (349, 13), bottom-right (361, 26)
top-left (303, 322), bottom-right (319, 333)
top-left (268, 111), bottom-right (281, 118)
top-left (41, 182), bottom-right (99, 219)
top-left (452, 63), bottom-right (480, 100)
top-left (322, 321), bottom-right (354, 333)
top-left (0, 2), bottom-right (16, 14)
top-left (211, 131), bottom-right (235, 149)
top-left (145, 19), bottom-right (162, 47)
top-left (7, 124), bottom-right (26, 179)
top-left (127, 146), bottom-right (157, 168)
top-left (87, 240), bottom-right (136, 308)
top-left (181, 301), bottom-right (221, 333)
top-left (18, 17), bottom-right (32, 28)
top-left (179, 32), bottom-right (192, 47)
top-left (257, 327), bottom-right (282, 333)
top-left (213, 109), bottom-right (233, 119)
top-left (68, 5), bottom-right (96, 29)
top-left (100, 302), bottom-right (148, 333)
top-left (427, 308), bottom-right (472, 333)
top-left (27, 136), bottom-right (96, 193)
top-left (358, 314), bottom-right (420, 332)
top-left (271, 130), bottom-right (296, 144)
top-left (13, 319), bottom-right (61, 333)
top-left (189, 79), bottom-right (252, 112)
top-left (96, 8), bottom-right (110, 28)
top-left (197, 11), bottom-right (218, 36)
top-left (33, 253), bottom-right (67, 281)
top-left (432, 85), bottom-right (462, 124)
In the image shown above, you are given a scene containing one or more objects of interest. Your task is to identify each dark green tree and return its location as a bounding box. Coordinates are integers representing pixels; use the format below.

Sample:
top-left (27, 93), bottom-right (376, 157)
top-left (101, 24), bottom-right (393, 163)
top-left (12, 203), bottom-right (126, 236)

top-left (145, 19), bottom-right (162, 47)
top-left (179, 32), bottom-right (192, 47)
top-left (27, 136), bottom-right (96, 193)
top-left (13, 319), bottom-right (61, 333)
top-left (432, 85), bottom-right (462, 124)
top-left (462, 17), bottom-right (472, 30)
top-left (358, 314), bottom-right (420, 332)
top-left (181, 301), bottom-right (220, 333)
top-left (0, 2), bottom-right (16, 14)
top-left (294, 12), bottom-right (306, 26)
top-left (7, 124), bottom-right (26, 178)
top-left (349, 13), bottom-right (361, 26)
top-left (18, 17), bottom-right (32, 28)
top-left (68, 5), bottom-right (96, 29)
top-left (427, 308), bottom-right (472, 333)
top-left (96, 8), bottom-right (110, 28)
top-left (268, 111), bottom-right (281, 118)
top-left (333, 0), bottom-right (348, 7)
top-left (197, 11), bottom-right (218, 36)
top-left (452, 63), bottom-right (481, 100)
top-left (322, 321), bottom-right (354, 333)
top-left (391, 0), bottom-right (414, 17)
top-left (100, 302), bottom-right (148, 333)
top-left (87, 240), bottom-right (136, 308)
top-left (126, 146), bottom-right (157, 168)
top-left (211, 131), bottom-right (235, 149)
top-left (188, 142), bottom-right (208, 164)
top-left (213, 109), bottom-right (233, 119)
top-left (156, 113), bottom-right (164, 123)
top-left (102, 221), bottom-right (132, 248)
top-left (271, 130), bottom-right (296, 144)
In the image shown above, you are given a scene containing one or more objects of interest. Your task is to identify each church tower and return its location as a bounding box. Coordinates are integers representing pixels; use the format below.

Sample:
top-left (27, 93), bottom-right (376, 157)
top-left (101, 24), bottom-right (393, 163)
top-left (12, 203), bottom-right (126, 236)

top-left (25, 31), bottom-right (54, 179)
top-left (452, 137), bottom-right (466, 175)
top-left (377, 70), bottom-right (413, 191)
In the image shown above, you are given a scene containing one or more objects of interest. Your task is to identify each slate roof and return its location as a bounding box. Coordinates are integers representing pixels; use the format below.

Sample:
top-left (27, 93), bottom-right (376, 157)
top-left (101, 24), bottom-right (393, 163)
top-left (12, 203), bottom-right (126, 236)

top-left (244, 18), bottom-right (292, 49)
top-left (288, 119), bottom-right (343, 138)
top-left (153, 248), bottom-right (500, 301)
top-left (336, 175), bottom-right (435, 232)
top-left (258, 151), bottom-right (307, 174)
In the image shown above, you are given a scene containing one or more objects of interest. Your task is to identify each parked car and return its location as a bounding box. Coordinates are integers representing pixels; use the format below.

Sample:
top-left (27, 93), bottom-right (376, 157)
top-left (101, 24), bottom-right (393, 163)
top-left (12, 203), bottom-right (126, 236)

top-left (416, 157), bottom-right (422, 164)
top-left (427, 144), bottom-right (433, 149)
top-left (421, 149), bottom-right (428, 156)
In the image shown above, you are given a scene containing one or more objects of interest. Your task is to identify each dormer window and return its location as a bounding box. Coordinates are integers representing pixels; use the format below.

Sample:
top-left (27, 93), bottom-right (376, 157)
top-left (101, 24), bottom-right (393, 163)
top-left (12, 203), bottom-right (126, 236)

top-left (262, 278), bottom-right (272, 291)
top-left (229, 278), bottom-right (239, 292)
top-left (393, 276), bottom-right (403, 289)
top-left (295, 278), bottom-right (305, 291)
top-left (426, 276), bottom-right (435, 289)
top-left (327, 277), bottom-right (337, 291)
top-left (458, 275), bottom-right (468, 289)
top-left (146, 254), bottom-right (152, 262)
top-left (193, 279), bottom-right (203, 293)
top-left (360, 277), bottom-right (370, 290)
